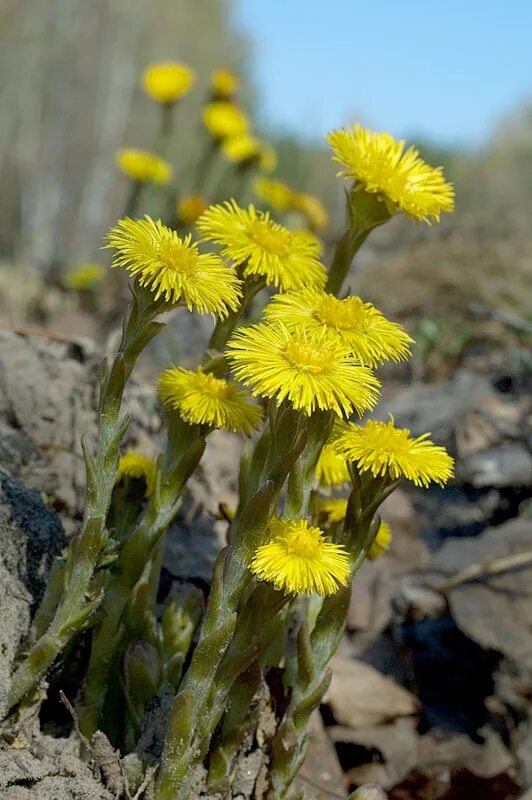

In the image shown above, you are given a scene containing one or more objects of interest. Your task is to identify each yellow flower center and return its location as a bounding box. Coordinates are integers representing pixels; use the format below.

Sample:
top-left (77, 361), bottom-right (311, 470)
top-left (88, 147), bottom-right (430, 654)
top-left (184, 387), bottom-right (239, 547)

top-left (285, 341), bottom-right (334, 374)
top-left (194, 371), bottom-right (236, 400)
top-left (365, 422), bottom-right (411, 455)
top-left (157, 239), bottom-right (198, 273)
top-left (281, 528), bottom-right (322, 559)
top-left (246, 220), bottom-right (289, 255)
top-left (315, 295), bottom-right (368, 332)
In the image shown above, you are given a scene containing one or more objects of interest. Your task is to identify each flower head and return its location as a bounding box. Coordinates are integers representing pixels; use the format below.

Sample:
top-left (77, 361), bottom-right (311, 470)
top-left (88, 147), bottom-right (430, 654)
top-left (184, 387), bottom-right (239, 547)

top-left (316, 443), bottom-right (350, 487)
top-left (63, 263), bottom-right (105, 291)
top-left (368, 522), bottom-right (392, 560)
top-left (257, 141), bottom-right (277, 173)
top-left (335, 418), bottom-right (454, 487)
top-left (177, 194), bottom-right (208, 226)
top-left (197, 201), bottom-right (326, 290)
top-left (203, 102), bottom-right (249, 140)
top-left (315, 498), bottom-right (348, 524)
top-left (227, 322), bottom-right (380, 417)
top-left (264, 288), bottom-right (413, 367)
top-left (221, 135), bottom-right (261, 164)
top-left (254, 177), bottom-right (298, 213)
top-left (250, 517), bottom-right (350, 596)
top-left (294, 192), bottom-right (330, 231)
top-left (326, 124), bottom-right (454, 223)
top-left (211, 68), bottom-right (239, 98)
top-left (116, 451), bottom-right (157, 498)
top-left (116, 149), bottom-right (173, 185)
top-left (105, 216), bottom-right (241, 314)
top-left (142, 61), bottom-right (195, 104)
top-left (158, 366), bottom-right (262, 434)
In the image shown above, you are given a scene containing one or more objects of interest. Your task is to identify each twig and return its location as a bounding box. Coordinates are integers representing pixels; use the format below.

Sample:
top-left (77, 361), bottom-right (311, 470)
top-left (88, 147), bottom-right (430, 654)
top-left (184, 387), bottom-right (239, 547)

top-left (437, 549), bottom-right (532, 591)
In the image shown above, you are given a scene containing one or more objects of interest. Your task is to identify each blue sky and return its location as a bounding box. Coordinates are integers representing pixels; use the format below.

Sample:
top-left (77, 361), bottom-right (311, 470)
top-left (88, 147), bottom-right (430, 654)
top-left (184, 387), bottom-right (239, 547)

top-left (233, 1), bottom-right (532, 148)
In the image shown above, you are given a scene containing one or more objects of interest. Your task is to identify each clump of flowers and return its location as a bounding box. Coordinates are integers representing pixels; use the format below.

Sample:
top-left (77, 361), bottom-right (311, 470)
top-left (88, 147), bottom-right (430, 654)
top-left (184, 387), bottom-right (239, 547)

top-left (4, 60), bottom-right (456, 800)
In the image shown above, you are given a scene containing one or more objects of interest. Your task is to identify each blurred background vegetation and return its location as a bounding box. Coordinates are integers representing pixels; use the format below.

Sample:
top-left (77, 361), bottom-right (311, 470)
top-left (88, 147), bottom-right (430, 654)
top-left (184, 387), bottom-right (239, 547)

top-left (0, 0), bottom-right (531, 374)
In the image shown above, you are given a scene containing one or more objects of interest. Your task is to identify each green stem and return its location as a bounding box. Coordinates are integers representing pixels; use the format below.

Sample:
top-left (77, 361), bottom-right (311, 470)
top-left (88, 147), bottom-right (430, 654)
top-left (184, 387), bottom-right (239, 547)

top-left (155, 408), bottom-right (308, 800)
top-left (80, 416), bottom-right (206, 737)
top-left (7, 290), bottom-right (164, 713)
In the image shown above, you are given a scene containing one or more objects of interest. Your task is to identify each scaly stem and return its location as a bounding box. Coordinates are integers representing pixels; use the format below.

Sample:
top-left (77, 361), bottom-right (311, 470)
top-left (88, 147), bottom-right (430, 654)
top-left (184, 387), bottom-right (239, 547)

top-left (7, 289), bottom-right (165, 712)
top-left (80, 415), bottom-right (206, 737)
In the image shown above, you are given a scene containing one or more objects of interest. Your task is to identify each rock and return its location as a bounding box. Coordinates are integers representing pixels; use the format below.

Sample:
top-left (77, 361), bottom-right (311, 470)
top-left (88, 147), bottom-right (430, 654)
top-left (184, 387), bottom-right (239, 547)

top-left (325, 657), bottom-right (418, 729)
top-left (429, 517), bottom-right (532, 667)
top-left (375, 371), bottom-right (493, 447)
top-left (0, 738), bottom-right (112, 799)
top-left (457, 441), bottom-right (532, 488)
top-left (0, 329), bottom-right (157, 534)
top-left (0, 471), bottom-right (66, 719)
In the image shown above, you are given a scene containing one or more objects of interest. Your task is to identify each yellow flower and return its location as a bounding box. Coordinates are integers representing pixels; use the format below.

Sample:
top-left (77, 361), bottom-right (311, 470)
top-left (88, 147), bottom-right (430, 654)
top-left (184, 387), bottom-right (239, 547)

top-left (335, 419), bottom-right (454, 487)
top-left (316, 443), bottom-right (350, 487)
top-left (294, 192), bottom-right (330, 231)
top-left (250, 517), bottom-right (350, 596)
top-left (63, 263), bottom-right (105, 291)
top-left (116, 451), bottom-right (157, 498)
top-left (264, 288), bottom-right (413, 367)
top-left (368, 521), bottom-right (392, 560)
top-left (203, 102), bottom-right (249, 140)
top-left (254, 177), bottom-right (298, 213)
top-left (257, 142), bottom-right (277, 173)
top-left (105, 216), bottom-right (241, 315)
top-left (315, 497), bottom-right (348, 524)
top-left (326, 124), bottom-right (454, 223)
top-left (116, 149), bottom-right (173, 185)
top-left (158, 366), bottom-right (262, 434)
top-left (227, 322), bottom-right (380, 417)
top-left (177, 194), bottom-right (208, 225)
top-left (197, 201), bottom-right (326, 290)
top-left (211, 68), bottom-right (239, 98)
top-left (221, 135), bottom-right (261, 164)
top-left (142, 61), bottom-right (195, 104)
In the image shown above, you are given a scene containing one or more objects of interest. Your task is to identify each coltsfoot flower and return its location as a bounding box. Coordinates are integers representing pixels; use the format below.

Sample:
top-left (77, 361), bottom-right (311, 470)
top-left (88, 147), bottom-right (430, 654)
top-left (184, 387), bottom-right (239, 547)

top-left (227, 323), bottom-right (380, 417)
top-left (294, 192), bottom-right (330, 231)
top-left (197, 201), bottom-right (327, 290)
top-left (315, 442), bottom-right (350, 487)
top-left (63, 263), bottom-right (105, 291)
top-left (142, 61), bottom-right (196, 104)
top-left (116, 451), bottom-right (157, 498)
top-left (326, 124), bottom-right (454, 223)
top-left (106, 216), bottom-right (241, 314)
top-left (250, 517), bottom-right (350, 596)
top-left (368, 521), bottom-right (392, 560)
top-left (264, 288), bottom-right (413, 367)
top-left (315, 497), bottom-right (348, 524)
top-left (116, 149), bottom-right (173, 185)
top-left (177, 195), bottom-right (208, 226)
top-left (211, 68), bottom-right (239, 98)
top-left (158, 366), bottom-right (262, 434)
top-left (254, 177), bottom-right (297, 213)
top-left (221, 135), bottom-right (262, 164)
top-left (335, 418), bottom-right (454, 487)
top-left (203, 102), bottom-right (249, 140)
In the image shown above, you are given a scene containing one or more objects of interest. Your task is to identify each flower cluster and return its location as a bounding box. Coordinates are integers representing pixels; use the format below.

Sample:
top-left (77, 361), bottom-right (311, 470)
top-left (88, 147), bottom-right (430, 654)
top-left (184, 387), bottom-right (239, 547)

top-left (142, 61), bottom-right (196, 104)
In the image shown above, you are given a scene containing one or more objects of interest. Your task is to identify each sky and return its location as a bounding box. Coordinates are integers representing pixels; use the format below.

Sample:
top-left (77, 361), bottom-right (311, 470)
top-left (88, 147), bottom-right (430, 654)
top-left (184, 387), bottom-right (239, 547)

top-left (233, 1), bottom-right (532, 148)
